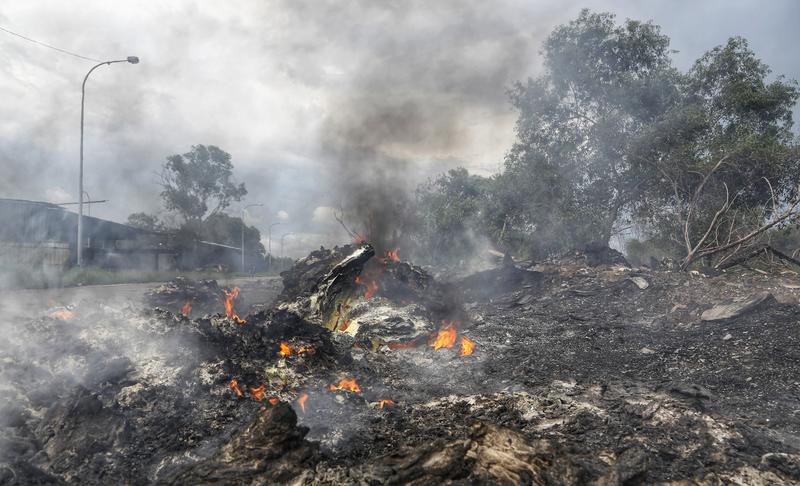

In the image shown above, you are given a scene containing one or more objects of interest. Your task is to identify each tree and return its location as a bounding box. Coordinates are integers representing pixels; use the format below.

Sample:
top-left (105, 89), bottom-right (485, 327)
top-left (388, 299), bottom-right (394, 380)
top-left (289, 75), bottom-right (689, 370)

top-left (503, 10), bottom-right (680, 256)
top-left (160, 145), bottom-right (247, 222)
top-left (415, 168), bottom-right (492, 263)
top-left (126, 212), bottom-right (164, 231)
top-left (631, 37), bottom-right (800, 268)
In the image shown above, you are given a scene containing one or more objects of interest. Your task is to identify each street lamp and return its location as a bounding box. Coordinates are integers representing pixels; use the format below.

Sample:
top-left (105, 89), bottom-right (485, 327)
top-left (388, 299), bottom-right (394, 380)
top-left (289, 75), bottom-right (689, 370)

top-left (77, 56), bottom-right (139, 267)
top-left (241, 203), bottom-right (263, 272)
top-left (267, 222), bottom-right (281, 271)
top-left (280, 232), bottom-right (293, 259)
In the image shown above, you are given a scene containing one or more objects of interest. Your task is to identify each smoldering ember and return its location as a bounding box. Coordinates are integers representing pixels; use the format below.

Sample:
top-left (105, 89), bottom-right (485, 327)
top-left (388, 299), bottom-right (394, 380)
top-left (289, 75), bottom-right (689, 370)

top-left (3, 4), bottom-right (800, 486)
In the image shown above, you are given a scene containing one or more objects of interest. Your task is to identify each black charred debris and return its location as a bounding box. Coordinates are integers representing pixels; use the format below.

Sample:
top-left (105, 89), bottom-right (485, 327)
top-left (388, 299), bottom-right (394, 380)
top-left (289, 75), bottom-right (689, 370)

top-left (2, 243), bottom-right (800, 484)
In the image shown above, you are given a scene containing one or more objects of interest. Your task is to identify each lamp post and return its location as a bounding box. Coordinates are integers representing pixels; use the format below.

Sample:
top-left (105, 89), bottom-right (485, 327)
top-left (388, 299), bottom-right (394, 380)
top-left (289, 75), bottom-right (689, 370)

top-left (280, 232), bottom-right (293, 259)
top-left (267, 222), bottom-right (281, 271)
top-left (241, 203), bottom-right (263, 272)
top-left (77, 56), bottom-right (139, 267)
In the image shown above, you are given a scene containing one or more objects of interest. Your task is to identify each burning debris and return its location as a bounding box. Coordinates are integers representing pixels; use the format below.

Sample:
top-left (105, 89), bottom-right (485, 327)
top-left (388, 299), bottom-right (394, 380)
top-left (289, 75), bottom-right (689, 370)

top-left (2, 243), bottom-right (800, 484)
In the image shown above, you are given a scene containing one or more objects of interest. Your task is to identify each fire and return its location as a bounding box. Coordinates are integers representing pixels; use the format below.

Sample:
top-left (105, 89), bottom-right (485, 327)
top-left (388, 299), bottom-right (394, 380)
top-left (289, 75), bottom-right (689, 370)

top-left (385, 247), bottom-right (400, 262)
top-left (249, 384), bottom-right (266, 402)
top-left (279, 341), bottom-right (293, 357)
top-left (268, 397), bottom-right (279, 405)
top-left (460, 336), bottom-right (475, 356)
top-left (224, 287), bottom-right (246, 323)
top-left (377, 399), bottom-right (395, 409)
top-left (355, 274), bottom-right (379, 300)
top-left (49, 309), bottom-right (75, 320)
top-left (279, 341), bottom-right (315, 357)
top-left (431, 321), bottom-right (458, 350)
top-left (297, 393), bottom-right (308, 413)
top-left (328, 378), bottom-right (362, 393)
top-left (180, 301), bottom-right (192, 316)
top-left (230, 379), bottom-right (243, 397)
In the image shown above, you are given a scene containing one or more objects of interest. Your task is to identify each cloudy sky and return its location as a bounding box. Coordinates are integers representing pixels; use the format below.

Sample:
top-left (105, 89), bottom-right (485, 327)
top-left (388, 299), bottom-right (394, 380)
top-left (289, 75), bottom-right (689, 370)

top-left (1, 0), bottom-right (798, 256)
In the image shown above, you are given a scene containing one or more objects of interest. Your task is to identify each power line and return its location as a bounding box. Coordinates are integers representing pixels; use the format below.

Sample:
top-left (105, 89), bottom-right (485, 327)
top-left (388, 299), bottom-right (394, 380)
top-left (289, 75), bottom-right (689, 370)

top-left (0, 25), bottom-right (101, 62)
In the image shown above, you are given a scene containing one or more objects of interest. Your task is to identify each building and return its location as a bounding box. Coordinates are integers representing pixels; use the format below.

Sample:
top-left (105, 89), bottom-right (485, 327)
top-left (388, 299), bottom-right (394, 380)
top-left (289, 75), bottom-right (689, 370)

top-left (0, 198), bottom-right (176, 272)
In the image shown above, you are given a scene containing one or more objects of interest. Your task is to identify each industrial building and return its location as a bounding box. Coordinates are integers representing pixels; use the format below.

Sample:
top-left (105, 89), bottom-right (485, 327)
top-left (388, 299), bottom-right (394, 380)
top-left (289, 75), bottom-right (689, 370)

top-left (0, 198), bottom-right (176, 272)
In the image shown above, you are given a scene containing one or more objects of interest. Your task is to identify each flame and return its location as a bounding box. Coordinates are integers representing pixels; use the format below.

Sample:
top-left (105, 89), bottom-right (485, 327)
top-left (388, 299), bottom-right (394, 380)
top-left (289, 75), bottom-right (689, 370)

top-left (340, 319), bottom-right (350, 332)
top-left (431, 321), bottom-right (458, 350)
top-left (460, 336), bottom-right (475, 356)
top-left (385, 247), bottom-right (400, 262)
top-left (377, 399), bottom-right (395, 409)
top-left (249, 384), bottom-right (266, 402)
top-left (355, 275), bottom-right (379, 300)
top-left (279, 341), bottom-right (315, 357)
top-left (297, 393), bottom-right (308, 413)
top-left (224, 287), bottom-right (246, 323)
top-left (268, 397), bottom-right (279, 405)
top-left (230, 379), bottom-right (243, 397)
top-left (49, 309), bottom-right (75, 320)
top-left (180, 301), bottom-right (192, 316)
top-left (328, 378), bottom-right (362, 393)
top-left (279, 341), bottom-right (293, 357)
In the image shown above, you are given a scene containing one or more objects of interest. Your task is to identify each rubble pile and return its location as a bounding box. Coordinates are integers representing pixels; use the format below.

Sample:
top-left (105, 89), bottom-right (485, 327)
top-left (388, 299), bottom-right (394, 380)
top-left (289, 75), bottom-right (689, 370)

top-left (2, 243), bottom-right (800, 484)
top-left (145, 276), bottom-right (226, 316)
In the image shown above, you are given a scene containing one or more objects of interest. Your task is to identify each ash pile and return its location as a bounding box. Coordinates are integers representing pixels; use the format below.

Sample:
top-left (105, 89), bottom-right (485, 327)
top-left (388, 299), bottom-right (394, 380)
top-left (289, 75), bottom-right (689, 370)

top-left (3, 243), bottom-right (800, 485)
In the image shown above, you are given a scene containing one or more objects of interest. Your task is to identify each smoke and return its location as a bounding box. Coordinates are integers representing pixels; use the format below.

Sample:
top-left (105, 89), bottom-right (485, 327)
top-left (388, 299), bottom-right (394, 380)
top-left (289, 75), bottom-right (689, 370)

top-left (265, 0), bottom-right (550, 250)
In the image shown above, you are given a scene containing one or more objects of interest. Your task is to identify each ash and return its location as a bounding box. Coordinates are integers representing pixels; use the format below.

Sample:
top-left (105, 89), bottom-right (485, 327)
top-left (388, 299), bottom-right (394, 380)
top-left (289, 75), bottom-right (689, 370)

top-left (2, 244), bottom-right (800, 485)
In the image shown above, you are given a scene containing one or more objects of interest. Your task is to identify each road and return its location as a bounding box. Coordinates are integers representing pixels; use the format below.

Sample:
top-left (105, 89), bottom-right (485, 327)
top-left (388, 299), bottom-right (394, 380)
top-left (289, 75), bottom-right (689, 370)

top-left (0, 277), bottom-right (282, 319)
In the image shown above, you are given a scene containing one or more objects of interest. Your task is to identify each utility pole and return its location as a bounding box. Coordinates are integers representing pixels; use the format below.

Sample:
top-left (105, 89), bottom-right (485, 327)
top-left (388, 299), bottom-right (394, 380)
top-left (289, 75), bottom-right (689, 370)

top-left (77, 56), bottom-right (139, 267)
top-left (241, 203), bottom-right (263, 272)
top-left (267, 222), bottom-right (281, 271)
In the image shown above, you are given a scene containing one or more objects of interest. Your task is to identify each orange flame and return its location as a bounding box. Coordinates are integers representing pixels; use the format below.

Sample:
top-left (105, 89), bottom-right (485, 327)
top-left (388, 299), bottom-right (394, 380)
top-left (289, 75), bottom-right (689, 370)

top-left (268, 397), bottom-right (279, 405)
top-left (224, 287), bottom-right (246, 323)
top-left (297, 393), bottom-right (308, 413)
top-left (431, 321), bottom-right (458, 350)
top-left (230, 379), bottom-right (243, 397)
top-left (180, 301), bottom-right (192, 316)
top-left (328, 378), bottom-right (362, 393)
top-left (279, 341), bottom-right (315, 357)
top-left (460, 336), bottom-right (475, 356)
top-left (377, 399), bottom-right (395, 409)
top-left (355, 275), bottom-right (379, 300)
top-left (249, 384), bottom-right (266, 402)
top-left (385, 247), bottom-right (400, 262)
top-left (279, 341), bottom-right (293, 357)
top-left (49, 309), bottom-right (75, 320)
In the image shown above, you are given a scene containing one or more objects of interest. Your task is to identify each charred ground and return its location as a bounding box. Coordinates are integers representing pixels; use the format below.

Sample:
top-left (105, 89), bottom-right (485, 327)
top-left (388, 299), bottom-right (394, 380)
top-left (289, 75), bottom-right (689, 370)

top-left (1, 244), bottom-right (799, 485)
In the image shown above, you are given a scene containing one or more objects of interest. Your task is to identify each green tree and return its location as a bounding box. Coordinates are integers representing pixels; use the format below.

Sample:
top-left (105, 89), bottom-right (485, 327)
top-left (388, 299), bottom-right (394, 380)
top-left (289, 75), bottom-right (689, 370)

top-left (504, 10), bottom-right (680, 256)
top-left (415, 168), bottom-right (491, 263)
top-left (160, 145), bottom-right (247, 222)
top-left (631, 37), bottom-right (800, 268)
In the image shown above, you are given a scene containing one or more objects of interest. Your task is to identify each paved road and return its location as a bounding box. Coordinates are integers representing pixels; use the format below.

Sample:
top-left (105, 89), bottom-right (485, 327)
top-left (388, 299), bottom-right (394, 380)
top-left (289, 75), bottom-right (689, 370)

top-left (0, 277), bottom-right (282, 319)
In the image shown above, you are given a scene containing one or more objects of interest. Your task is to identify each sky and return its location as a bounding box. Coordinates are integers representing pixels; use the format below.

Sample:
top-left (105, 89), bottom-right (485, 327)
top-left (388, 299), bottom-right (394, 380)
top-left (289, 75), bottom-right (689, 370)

top-left (1, 0), bottom-right (798, 257)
